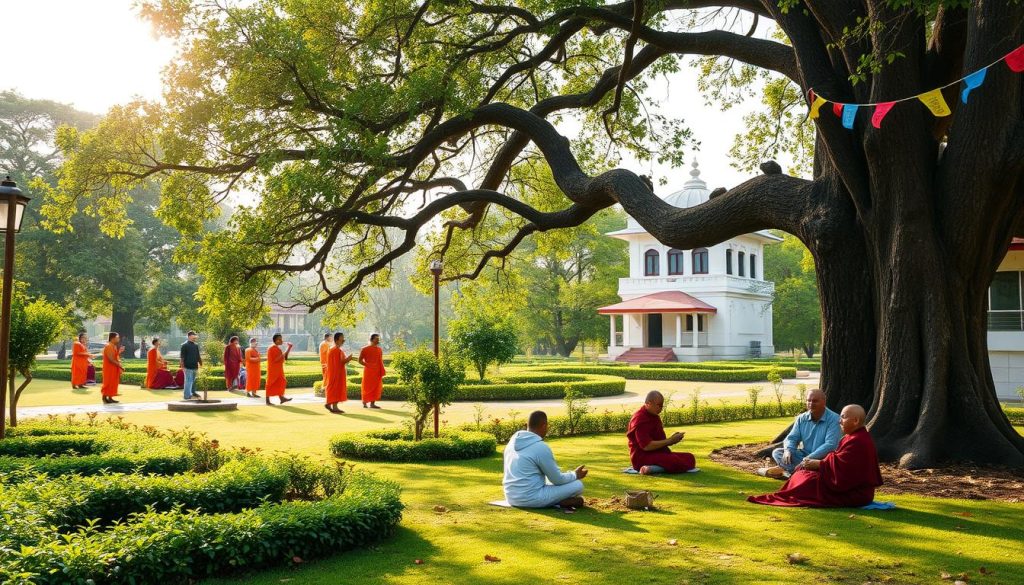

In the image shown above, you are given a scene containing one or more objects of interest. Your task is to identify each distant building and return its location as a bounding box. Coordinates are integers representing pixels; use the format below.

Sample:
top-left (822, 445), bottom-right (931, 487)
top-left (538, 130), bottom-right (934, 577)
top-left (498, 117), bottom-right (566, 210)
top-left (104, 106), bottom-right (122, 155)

top-left (599, 161), bottom-right (779, 363)
top-left (988, 238), bottom-right (1024, 400)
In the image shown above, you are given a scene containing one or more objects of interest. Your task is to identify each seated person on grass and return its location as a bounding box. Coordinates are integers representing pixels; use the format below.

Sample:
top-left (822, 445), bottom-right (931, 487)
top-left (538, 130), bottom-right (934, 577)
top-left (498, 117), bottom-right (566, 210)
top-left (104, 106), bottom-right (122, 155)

top-left (627, 391), bottom-right (696, 474)
top-left (758, 389), bottom-right (840, 479)
top-left (748, 404), bottom-right (883, 508)
top-left (503, 411), bottom-right (588, 509)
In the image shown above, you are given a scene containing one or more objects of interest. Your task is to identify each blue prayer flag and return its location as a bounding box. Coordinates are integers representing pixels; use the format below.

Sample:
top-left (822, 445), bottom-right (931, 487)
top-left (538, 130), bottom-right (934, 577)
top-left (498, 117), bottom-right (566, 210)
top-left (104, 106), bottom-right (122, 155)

top-left (841, 104), bottom-right (859, 129)
top-left (961, 68), bottom-right (988, 103)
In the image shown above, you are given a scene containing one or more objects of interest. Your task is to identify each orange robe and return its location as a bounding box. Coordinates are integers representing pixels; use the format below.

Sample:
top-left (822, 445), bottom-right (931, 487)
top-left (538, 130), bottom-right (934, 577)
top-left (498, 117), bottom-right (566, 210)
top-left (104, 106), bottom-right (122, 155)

top-left (265, 344), bottom-right (286, 397)
top-left (319, 341), bottom-right (331, 396)
top-left (325, 345), bottom-right (347, 404)
top-left (245, 347), bottom-right (262, 391)
top-left (71, 341), bottom-right (90, 386)
top-left (101, 343), bottom-right (121, 397)
top-left (360, 345), bottom-right (385, 403)
top-left (146, 347), bottom-right (177, 389)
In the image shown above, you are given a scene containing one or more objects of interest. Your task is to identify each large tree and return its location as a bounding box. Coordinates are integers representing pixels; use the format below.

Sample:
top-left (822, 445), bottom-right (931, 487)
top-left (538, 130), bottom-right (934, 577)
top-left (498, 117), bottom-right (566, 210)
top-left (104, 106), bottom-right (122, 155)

top-left (52, 0), bottom-right (1024, 468)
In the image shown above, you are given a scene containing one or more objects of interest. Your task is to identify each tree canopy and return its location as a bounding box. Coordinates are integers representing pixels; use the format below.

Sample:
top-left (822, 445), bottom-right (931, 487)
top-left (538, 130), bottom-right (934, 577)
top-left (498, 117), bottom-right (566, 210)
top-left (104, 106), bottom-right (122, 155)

top-left (49, 0), bottom-right (1024, 467)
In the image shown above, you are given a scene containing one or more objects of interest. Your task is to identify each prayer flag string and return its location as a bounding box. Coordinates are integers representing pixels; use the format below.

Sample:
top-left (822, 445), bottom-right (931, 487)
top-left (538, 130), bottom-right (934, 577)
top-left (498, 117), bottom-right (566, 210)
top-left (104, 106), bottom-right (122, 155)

top-left (807, 44), bottom-right (1024, 129)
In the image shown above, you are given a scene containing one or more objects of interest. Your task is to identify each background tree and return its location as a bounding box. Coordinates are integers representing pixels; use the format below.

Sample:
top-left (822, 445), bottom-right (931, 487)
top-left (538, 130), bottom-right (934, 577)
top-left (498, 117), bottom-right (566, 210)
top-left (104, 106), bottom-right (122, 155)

top-left (6, 286), bottom-right (68, 428)
top-left (449, 312), bottom-right (520, 380)
top-left (391, 347), bottom-right (466, 440)
top-left (764, 232), bottom-right (821, 357)
top-left (53, 1), bottom-right (1024, 467)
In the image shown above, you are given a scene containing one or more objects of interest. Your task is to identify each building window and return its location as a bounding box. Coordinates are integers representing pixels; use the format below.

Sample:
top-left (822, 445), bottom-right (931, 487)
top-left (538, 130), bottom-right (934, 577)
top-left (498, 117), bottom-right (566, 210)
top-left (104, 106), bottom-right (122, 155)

top-left (989, 271), bottom-right (1023, 331)
top-left (726, 249), bottom-right (733, 275)
top-left (692, 248), bottom-right (709, 274)
top-left (668, 249), bottom-right (684, 275)
top-left (750, 254), bottom-right (757, 280)
top-left (738, 251), bottom-right (745, 277)
top-left (644, 249), bottom-right (660, 276)
top-left (686, 315), bottom-right (704, 331)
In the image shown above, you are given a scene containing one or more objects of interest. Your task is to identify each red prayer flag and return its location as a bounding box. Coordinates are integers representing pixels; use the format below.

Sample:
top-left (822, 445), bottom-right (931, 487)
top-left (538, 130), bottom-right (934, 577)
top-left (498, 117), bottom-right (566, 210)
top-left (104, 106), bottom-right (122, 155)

top-left (871, 102), bottom-right (896, 128)
top-left (832, 103), bottom-right (844, 117)
top-left (1006, 44), bottom-right (1024, 73)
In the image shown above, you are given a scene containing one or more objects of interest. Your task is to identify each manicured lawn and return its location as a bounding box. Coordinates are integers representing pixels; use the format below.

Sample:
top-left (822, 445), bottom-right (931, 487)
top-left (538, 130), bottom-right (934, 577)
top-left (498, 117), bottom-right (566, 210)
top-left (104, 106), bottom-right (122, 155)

top-left (13, 377), bottom-right (184, 407)
top-left (94, 409), bottom-right (1018, 585)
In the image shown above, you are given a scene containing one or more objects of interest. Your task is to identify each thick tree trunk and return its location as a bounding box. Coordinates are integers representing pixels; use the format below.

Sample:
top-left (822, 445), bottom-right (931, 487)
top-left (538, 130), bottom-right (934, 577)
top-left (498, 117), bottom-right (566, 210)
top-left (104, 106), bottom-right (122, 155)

top-left (110, 307), bottom-right (137, 359)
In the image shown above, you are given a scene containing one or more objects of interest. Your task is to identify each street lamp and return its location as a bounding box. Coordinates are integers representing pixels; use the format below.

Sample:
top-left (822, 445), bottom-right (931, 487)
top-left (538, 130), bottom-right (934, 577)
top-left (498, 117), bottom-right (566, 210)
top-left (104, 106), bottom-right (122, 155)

top-left (429, 259), bottom-right (443, 438)
top-left (0, 176), bottom-right (31, 440)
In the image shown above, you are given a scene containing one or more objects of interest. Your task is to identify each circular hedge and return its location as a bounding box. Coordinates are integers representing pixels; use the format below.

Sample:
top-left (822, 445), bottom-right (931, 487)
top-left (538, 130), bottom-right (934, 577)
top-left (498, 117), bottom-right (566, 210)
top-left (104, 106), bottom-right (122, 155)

top-left (0, 420), bottom-right (404, 583)
top-left (330, 429), bottom-right (496, 461)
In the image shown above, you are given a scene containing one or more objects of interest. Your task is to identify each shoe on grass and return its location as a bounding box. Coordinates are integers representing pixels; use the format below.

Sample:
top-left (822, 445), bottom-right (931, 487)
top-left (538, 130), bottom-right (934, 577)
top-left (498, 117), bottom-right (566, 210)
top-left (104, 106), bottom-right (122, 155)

top-left (756, 466), bottom-right (786, 479)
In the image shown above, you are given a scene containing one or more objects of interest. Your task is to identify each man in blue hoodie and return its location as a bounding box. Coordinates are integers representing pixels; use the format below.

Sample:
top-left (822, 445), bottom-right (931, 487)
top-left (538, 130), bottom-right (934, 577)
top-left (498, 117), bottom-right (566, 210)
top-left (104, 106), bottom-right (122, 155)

top-left (503, 411), bottom-right (588, 508)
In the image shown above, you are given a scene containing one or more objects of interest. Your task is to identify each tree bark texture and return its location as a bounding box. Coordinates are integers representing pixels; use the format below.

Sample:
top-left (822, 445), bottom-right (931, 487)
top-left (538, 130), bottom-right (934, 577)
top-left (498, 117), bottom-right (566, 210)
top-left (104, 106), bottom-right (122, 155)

top-left (110, 307), bottom-right (137, 360)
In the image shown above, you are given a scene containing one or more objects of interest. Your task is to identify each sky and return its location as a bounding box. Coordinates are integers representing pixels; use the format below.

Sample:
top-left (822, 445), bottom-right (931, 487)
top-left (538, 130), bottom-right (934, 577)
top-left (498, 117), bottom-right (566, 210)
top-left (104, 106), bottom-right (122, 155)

top-left (2, 0), bottom-right (766, 195)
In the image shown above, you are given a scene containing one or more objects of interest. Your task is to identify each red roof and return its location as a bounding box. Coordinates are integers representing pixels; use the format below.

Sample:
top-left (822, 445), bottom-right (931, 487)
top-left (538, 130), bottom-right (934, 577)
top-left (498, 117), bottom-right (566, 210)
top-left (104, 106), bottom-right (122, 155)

top-left (1011, 238), bottom-right (1024, 251)
top-left (598, 291), bottom-right (717, 315)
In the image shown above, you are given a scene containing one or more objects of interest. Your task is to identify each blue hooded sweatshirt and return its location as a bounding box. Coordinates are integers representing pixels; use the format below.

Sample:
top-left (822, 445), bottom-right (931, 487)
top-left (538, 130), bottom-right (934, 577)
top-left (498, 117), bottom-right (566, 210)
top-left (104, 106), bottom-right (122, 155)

top-left (502, 430), bottom-right (577, 506)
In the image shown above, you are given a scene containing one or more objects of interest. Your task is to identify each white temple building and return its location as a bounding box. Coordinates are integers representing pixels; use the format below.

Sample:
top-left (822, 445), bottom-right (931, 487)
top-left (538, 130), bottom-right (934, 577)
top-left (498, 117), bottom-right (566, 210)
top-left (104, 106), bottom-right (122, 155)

top-left (988, 238), bottom-right (1024, 400)
top-left (599, 161), bottom-right (780, 362)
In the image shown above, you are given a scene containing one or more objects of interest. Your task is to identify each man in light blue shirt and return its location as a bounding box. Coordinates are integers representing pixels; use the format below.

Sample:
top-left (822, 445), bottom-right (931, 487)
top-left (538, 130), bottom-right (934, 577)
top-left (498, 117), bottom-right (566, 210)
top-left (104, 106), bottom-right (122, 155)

top-left (758, 389), bottom-right (841, 478)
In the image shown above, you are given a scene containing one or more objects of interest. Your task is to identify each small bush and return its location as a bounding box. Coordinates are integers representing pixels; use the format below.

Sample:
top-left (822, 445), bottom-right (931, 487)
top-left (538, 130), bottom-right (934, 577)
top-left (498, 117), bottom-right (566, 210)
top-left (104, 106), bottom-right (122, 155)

top-left (330, 429), bottom-right (496, 461)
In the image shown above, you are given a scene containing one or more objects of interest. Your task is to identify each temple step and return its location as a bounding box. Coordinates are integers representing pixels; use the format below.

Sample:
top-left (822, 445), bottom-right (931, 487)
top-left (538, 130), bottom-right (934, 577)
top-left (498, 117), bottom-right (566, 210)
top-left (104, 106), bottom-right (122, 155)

top-left (615, 348), bottom-right (677, 364)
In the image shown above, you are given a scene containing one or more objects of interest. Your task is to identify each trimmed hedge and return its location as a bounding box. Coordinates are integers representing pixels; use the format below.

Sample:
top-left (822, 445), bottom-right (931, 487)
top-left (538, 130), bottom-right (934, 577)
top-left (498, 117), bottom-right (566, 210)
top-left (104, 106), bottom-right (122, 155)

top-left (0, 424), bottom-right (192, 476)
top-left (314, 373), bottom-right (627, 401)
top-left (538, 364), bottom-right (796, 382)
top-left (464, 401), bottom-right (808, 444)
top-left (330, 429), bottom-right (496, 461)
top-left (0, 421), bottom-right (404, 584)
top-left (1006, 407), bottom-right (1024, 425)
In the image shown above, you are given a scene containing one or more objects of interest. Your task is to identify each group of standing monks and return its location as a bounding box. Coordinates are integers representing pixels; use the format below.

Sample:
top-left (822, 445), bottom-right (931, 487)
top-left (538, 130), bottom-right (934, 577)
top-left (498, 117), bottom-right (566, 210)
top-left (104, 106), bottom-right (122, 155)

top-left (70, 329), bottom-right (387, 413)
top-left (503, 389), bottom-right (883, 510)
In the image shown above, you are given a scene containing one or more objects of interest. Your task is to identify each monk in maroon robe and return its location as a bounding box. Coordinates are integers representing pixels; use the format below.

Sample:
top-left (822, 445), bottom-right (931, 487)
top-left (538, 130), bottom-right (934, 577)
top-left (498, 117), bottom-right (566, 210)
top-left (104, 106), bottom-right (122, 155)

top-left (627, 391), bottom-right (696, 474)
top-left (748, 404), bottom-right (883, 508)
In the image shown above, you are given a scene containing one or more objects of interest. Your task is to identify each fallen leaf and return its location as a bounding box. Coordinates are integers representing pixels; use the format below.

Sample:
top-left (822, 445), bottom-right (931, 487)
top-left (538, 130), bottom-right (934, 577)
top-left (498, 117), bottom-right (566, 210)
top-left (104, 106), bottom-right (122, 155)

top-left (433, 505), bottom-right (448, 513)
top-left (953, 511), bottom-right (974, 517)
top-left (414, 559), bottom-right (424, 565)
top-left (827, 532), bottom-right (838, 537)
top-left (786, 553), bottom-right (809, 565)
top-left (979, 567), bottom-right (992, 575)
top-left (718, 554), bottom-right (732, 560)
top-left (941, 572), bottom-right (952, 580)
top-left (484, 555), bottom-right (501, 563)
top-left (291, 556), bottom-right (303, 564)
top-left (848, 514), bottom-right (857, 519)
top-left (667, 539), bottom-right (678, 546)
top-left (954, 581), bottom-right (968, 585)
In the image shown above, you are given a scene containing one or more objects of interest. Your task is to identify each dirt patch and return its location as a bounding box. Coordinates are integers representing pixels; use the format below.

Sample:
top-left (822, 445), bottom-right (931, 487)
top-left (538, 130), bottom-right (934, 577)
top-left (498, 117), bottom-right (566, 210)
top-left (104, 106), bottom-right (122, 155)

top-left (711, 443), bottom-right (1024, 503)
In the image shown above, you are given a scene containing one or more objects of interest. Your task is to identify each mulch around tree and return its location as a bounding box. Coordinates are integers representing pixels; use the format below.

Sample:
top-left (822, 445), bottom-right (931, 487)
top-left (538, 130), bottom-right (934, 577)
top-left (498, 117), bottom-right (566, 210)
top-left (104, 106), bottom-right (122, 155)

top-left (710, 443), bottom-right (1024, 503)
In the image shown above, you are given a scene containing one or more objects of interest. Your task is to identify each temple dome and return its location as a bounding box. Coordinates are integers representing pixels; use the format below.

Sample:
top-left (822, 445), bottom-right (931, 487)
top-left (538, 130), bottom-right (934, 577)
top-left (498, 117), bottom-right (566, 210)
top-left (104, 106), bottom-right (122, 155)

top-left (663, 160), bottom-right (708, 208)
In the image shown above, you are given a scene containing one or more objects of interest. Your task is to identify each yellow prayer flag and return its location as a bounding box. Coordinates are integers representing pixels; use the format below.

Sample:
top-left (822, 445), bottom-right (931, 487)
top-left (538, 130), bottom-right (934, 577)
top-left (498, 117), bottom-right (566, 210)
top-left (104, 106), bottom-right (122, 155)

top-left (809, 96), bottom-right (827, 119)
top-left (917, 89), bottom-right (951, 117)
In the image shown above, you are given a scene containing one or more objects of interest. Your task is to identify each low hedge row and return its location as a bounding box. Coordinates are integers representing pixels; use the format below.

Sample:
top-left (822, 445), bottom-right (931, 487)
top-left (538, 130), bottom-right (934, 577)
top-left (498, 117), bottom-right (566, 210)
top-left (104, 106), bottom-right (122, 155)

top-left (0, 424), bottom-right (192, 476)
top-left (537, 365), bottom-right (796, 382)
top-left (1005, 407), bottom-right (1024, 425)
top-left (0, 473), bottom-right (403, 584)
top-left (330, 429), bottom-right (496, 462)
top-left (313, 373), bottom-right (626, 401)
top-left (464, 401), bottom-right (808, 443)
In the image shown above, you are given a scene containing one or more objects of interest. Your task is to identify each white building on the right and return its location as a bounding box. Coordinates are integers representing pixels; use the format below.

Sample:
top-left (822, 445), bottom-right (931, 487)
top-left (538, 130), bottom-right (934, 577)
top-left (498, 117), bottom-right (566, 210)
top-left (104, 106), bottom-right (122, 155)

top-left (988, 237), bottom-right (1024, 401)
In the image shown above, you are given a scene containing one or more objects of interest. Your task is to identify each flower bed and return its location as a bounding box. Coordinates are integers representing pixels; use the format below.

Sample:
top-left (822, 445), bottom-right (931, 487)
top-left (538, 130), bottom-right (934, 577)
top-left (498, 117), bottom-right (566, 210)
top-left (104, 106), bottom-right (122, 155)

top-left (329, 429), bottom-right (496, 462)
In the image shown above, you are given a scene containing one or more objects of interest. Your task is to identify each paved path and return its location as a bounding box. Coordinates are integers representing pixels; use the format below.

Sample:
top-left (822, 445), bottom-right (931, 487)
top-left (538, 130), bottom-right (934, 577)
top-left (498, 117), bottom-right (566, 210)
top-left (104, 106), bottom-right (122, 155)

top-left (17, 374), bottom-right (820, 418)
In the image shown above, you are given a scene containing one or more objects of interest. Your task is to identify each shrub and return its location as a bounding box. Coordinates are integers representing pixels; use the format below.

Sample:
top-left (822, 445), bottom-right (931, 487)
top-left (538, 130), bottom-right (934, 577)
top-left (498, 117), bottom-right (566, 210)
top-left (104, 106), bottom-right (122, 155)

top-left (540, 364), bottom-right (795, 382)
top-left (449, 313), bottom-right (519, 379)
top-left (391, 347), bottom-right (466, 439)
top-left (330, 429), bottom-right (496, 461)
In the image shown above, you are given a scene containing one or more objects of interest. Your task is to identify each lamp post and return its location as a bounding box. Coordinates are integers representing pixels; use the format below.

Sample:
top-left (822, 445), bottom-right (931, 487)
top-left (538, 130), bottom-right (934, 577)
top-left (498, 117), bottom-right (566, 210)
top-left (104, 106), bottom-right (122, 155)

top-left (0, 177), bottom-right (30, 440)
top-left (429, 259), bottom-right (443, 438)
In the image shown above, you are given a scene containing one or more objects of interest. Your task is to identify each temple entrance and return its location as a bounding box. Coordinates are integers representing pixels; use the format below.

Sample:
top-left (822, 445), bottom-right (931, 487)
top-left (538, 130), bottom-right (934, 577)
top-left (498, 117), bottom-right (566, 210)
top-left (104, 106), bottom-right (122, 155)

top-left (647, 314), bottom-right (663, 347)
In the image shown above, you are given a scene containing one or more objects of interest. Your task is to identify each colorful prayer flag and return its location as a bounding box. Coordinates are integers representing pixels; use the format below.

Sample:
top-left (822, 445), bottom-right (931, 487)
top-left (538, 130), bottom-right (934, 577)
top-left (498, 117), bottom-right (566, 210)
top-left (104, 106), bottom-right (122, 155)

top-left (841, 104), bottom-right (859, 129)
top-left (1007, 44), bottom-right (1024, 73)
top-left (833, 103), bottom-right (844, 118)
top-left (871, 102), bottom-right (895, 128)
top-left (809, 95), bottom-right (828, 119)
top-left (961, 68), bottom-right (988, 103)
top-left (917, 89), bottom-right (951, 117)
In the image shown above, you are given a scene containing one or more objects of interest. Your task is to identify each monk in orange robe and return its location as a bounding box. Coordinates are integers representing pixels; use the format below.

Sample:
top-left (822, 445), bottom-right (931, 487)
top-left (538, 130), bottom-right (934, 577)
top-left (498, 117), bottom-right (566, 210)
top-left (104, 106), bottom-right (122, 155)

top-left (325, 331), bottom-right (354, 413)
top-left (101, 332), bottom-right (124, 404)
top-left (145, 338), bottom-right (180, 389)
top-left (358, 333), bottom-right (386, 409)
top-left (71, 332), bottom-right (94, 389)
top-left (318, 333), bottom-right (332, 399)
top-left (264, 333), bottom-right (293, 405)
top-left (748, 405), bottom-right (883, 508)
top-left (244, 337), bottom-right (262, 398)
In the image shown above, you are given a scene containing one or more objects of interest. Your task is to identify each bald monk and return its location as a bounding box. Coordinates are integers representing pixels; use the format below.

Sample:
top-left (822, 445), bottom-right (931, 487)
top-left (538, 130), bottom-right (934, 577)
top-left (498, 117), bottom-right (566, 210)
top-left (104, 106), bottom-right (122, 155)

top-left (101, 332), bottom-right (124, 404)
top-left (503, 411), bottom-right (588, 508)
top-left (627, 391), bottom-right (696, 474)
top-left (244, 337), bottom-right (262, 398)
top-left (748, 405), bottom-right (883, 508)
top-left (71, 332), bottom-right (95, 389)
top-left (358, 333), bottom-right (386, 409)
top-left (318, 333), bottom-right (332, 397)
top-left (145, 338), bottom-right (180, 389)
top-left (325, 332), bottom-right (355, 413)
top-left (265, 333), bottom-right (294, 405)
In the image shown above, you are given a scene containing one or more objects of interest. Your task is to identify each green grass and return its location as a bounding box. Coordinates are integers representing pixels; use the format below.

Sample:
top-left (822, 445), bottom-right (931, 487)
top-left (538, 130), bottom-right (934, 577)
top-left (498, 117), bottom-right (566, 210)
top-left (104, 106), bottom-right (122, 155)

top-left (88, 409), bottom-right (1019, 585)
top-left (12, 377), bottom-right (184, 407)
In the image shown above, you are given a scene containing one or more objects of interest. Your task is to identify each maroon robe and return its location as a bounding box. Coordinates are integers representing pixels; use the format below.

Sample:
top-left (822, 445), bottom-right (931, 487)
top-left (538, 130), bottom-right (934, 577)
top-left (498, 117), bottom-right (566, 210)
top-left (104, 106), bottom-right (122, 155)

top-left (626, 407), bottom-right (696, 473)
top-left (748, 427), bottom-right (883, 508)
top-left (223, 344), bottom-right (243, 388)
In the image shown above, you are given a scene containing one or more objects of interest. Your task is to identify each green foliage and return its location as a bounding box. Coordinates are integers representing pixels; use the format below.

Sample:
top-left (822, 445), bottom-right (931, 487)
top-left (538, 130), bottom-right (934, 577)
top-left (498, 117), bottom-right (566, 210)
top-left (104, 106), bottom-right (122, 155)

top-left (391, 347), bottom-right (466, 439)
top-left (8, 287), bottom-right (68, 375)
top-left (449, 313), bottom-right (520, 379)
top-left (203, 338), bottom-right (224, 366)
top-left (543, 364), bottom-right (796, 382)
top-left (764, 231), bottom-right (821, 356)
top-left (563, 388), bottom-right (593, 436)
top-left (329, 429), bottom-right (496, 462)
